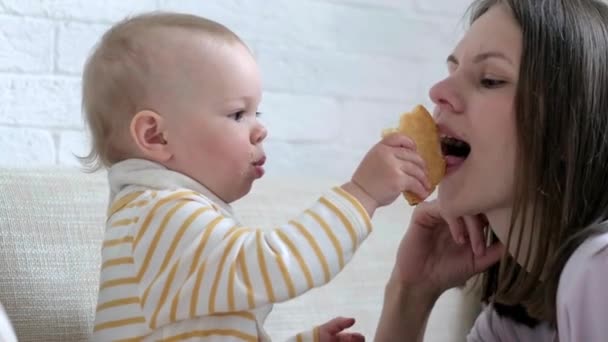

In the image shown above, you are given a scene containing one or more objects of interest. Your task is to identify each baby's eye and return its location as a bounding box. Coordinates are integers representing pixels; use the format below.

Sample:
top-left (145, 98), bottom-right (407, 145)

top-left (255, 111), bottom-right (262, 117)
top-left (229, 111), bottom-right (245, 121)
top-left (481, 78), bottom-right (506, 88)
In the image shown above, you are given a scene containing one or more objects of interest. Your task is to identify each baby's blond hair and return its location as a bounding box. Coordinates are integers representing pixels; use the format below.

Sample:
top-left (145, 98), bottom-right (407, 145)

top-left (80, 12), bottom-right (244, 170)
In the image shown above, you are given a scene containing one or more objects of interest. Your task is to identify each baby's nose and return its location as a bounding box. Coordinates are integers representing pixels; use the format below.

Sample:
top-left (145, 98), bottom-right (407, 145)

top-left (251, 124), bottom-right (267, 144)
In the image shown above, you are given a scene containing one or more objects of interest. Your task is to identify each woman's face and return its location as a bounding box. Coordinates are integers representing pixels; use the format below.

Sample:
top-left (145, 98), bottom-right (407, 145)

top-left (431, 4), bottom-right (522, 222)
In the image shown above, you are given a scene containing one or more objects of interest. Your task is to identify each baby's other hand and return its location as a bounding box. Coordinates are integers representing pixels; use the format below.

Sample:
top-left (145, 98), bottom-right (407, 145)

top-left (317, 317), bottom-right (365, 342)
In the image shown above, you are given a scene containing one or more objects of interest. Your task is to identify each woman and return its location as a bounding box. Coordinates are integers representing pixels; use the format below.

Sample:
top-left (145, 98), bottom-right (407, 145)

top-left (374, 0), bottom-right (608, 340)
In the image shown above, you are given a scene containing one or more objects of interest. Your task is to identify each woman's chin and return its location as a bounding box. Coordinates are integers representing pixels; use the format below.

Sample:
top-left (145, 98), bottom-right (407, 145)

top-left (437, 192), bottom-right (479, 218)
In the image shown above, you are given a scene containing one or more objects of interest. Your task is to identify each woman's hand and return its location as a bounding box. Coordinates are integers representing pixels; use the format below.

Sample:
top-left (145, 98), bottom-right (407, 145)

top-left (391, 199), bottom-right (503, 296)
top-left (374, 200), bottom-right (503, 342)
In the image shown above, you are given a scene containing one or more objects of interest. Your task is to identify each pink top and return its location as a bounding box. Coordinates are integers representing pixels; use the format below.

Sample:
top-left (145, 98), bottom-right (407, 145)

top-left (467, 231), bottom-right (608, 342)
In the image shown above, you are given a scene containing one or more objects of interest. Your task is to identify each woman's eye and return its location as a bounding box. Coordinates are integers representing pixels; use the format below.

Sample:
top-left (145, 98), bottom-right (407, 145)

top-left (481, 78), bottom-right (506, 88)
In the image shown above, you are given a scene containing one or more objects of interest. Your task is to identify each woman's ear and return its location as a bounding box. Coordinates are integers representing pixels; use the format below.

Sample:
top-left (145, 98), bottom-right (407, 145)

top-left (129, 110), bottom-right (172, 162)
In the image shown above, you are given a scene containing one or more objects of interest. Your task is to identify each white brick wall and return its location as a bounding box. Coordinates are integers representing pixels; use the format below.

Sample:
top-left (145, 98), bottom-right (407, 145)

top-left (0, 0), bottom-right (468, 179)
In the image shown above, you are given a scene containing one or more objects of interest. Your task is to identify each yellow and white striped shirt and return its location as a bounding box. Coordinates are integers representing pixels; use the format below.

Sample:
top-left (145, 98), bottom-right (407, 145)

top-left (93, 159), bottom-right (372, 341)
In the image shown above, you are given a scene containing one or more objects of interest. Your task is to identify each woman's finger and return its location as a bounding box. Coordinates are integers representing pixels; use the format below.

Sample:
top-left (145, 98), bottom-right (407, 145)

top-left (446, 216), bottom-right (467, 245)
top-left (412, 200), bottom-right (445, 229)
top-left (463, 215), bottom-right (486, 256)
top-left (472, 240), bottom-right (504, 273)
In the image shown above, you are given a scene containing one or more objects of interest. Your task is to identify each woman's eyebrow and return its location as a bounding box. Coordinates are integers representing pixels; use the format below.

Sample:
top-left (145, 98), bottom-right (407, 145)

top-left (447, 51), bottom-right (514, 66)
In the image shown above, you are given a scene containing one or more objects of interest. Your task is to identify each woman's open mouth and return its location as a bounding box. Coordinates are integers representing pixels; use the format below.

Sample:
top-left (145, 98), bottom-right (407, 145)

top-left (441, 136), bottom-right (470, 174)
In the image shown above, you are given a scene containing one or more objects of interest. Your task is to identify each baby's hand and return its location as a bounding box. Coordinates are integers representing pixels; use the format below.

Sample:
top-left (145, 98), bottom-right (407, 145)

top-left (348, 133), bottom-right (431, 209)
top-left (317, 317), bottom-right (365, 342)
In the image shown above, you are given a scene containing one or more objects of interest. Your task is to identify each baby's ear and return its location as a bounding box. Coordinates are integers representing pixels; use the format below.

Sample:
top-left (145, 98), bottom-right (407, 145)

top-left (130, 110), bottom-right (172, 162)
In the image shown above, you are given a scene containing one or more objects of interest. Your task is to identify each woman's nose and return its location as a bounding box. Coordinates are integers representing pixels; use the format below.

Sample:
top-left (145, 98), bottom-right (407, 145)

top-left (429, 76), bottom-right (465, 116)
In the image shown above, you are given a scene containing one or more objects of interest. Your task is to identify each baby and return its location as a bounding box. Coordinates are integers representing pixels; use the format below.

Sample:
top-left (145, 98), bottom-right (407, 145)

top-left (85, 12), bottom-right (431, 342)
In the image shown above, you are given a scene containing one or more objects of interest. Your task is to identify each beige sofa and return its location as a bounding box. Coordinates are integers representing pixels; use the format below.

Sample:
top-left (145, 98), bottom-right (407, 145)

top-left (0, 168), bottom-right (480, 341)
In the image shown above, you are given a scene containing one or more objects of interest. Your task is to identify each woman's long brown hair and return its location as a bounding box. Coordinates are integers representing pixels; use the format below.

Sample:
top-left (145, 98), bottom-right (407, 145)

top-left (468, 0), bottom-right (608, 325)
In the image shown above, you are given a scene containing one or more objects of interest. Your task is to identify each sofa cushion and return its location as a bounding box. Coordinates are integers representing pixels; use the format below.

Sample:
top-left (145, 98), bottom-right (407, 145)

top-left (0, 169), bottom-right (107, 341)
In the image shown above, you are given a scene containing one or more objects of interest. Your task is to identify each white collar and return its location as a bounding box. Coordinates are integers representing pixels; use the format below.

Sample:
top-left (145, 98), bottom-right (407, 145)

top-left (107, 158), bottom-right (233, 216)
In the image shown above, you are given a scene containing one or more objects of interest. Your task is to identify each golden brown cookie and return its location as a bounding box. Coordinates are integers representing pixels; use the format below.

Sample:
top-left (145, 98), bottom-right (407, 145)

top-left (383, 105), bottom-right (445, 205)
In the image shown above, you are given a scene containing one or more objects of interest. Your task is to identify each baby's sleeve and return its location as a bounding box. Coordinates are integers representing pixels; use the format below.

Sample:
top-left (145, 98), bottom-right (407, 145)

top-left (556, 232), bottom-right (608, 341)
top-left (132, 187), bottom-right (372, 330)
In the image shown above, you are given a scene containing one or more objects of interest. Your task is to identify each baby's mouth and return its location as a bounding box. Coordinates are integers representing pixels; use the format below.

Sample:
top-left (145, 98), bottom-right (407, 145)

top-left (441, 136), bottom-right (471, 159)
top-left (252, 156), bottom-right (266, 166)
